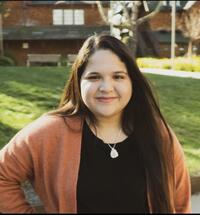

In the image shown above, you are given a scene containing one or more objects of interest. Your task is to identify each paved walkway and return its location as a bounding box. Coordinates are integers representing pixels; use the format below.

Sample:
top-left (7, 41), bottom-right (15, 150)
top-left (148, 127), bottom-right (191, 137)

top-left (192, 193), bottom-right (200, 213)
top-left (141, 68), bottom-right (200, 79)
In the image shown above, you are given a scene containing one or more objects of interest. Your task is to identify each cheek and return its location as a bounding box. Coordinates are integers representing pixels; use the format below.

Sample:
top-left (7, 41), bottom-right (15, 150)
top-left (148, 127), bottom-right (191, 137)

top-left (80, 81), bottom-right (96, 102)
top-left (119, 81), bottom-right (132, 99)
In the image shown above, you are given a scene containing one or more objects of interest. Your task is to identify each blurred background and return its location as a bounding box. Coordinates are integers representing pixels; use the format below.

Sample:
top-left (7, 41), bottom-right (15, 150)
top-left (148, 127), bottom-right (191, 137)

top-left (0, 0), bottom-right (199, 211)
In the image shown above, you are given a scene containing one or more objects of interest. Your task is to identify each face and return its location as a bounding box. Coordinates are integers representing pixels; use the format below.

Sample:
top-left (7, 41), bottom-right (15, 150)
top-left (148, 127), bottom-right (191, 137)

top-left (80, 49), bottom-right (132, 121)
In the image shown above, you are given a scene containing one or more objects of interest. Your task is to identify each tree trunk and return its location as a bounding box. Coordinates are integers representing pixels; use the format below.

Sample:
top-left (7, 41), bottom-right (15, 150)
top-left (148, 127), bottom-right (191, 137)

top-left (128, 27), bottom-right (138, 59)
top-left (136, 30), bottom-right (147, 57)
top-left (0, 13), bottom-right (3, 57)
top-left (129, 3), bottom-right (139, 59)
top-left (187, 40), bottom-right (192, 58)
top-left (137, 19), bottom-right (160, 57)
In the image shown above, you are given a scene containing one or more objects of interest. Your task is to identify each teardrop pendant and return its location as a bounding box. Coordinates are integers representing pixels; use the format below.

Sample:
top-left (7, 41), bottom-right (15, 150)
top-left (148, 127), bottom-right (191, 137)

top-left (110, 148), bottom-right (119, 158)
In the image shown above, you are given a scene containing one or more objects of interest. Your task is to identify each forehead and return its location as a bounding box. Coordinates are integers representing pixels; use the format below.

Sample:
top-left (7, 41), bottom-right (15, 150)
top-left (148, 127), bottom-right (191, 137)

top-left (84, 49), bottom-right (127, 73)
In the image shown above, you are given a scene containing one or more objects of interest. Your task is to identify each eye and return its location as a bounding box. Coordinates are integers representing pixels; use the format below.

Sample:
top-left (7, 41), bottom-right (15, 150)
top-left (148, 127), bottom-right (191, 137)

top-left (86, 75), bottom-right (100, 81)
top-left (113, 75), bottom-right (125, 80)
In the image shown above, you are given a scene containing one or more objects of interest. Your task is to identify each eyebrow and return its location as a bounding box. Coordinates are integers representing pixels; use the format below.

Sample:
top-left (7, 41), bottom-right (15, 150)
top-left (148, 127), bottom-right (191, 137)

top-left (85, 71), bottom-right (128, 75)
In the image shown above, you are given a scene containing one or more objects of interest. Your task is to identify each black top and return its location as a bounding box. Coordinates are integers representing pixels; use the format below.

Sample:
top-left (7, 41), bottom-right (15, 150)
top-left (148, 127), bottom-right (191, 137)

top-left (77, 121), bottom-right (149, 214)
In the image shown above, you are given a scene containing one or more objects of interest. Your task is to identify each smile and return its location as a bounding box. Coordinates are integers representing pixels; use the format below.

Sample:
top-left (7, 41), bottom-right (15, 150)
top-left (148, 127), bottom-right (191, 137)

top-left (95, 97), bottom-right (118, 103)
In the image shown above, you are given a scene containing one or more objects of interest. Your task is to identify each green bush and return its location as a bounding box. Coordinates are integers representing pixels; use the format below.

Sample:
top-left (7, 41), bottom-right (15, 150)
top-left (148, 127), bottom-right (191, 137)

top-left (4, 51), bottom-right (18, 66)
top-left (0, 55), bottom-right (15, 66)
top-left (60, 56), bottom-right (68, 67)
top-left (137, 56), bottom-right (200, 72)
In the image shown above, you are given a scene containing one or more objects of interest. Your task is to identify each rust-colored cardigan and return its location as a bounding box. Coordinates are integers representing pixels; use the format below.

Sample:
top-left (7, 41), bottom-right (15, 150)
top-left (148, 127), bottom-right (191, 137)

top-left (0, 115), bottom-right (191, 213)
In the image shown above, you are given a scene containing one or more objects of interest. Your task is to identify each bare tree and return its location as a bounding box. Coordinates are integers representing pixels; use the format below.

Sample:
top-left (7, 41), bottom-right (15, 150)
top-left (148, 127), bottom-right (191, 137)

top-left (0, 2), bottom-right (4, 57)
top-left (177, 3), bottom-right (200, 57)
top-left (96, 1), bottom-right (163, 58)
top-left (0, 1), bottom-right (10, 57)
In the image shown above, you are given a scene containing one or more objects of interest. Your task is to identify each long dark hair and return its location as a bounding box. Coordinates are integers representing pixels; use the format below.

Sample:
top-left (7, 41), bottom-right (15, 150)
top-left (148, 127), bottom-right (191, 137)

top-left (49, 34), bottom-right (174, 213)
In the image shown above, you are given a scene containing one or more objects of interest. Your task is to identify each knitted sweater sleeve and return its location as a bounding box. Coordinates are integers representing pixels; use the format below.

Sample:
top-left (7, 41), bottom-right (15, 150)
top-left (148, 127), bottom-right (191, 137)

top-left (172, 130), bottom-right (192, 213)
top-left (0, 129), bottom-right (37, 213)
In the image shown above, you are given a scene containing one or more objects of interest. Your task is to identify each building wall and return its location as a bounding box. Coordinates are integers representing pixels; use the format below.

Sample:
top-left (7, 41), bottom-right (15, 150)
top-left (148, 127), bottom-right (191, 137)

top-left (149, 2), bottom-right (200, 57)
top-left (149, 11), bottom-right (173, 31)
top-left (3, 1), bottom-right (107, 27)
top-left (4, 39), bottom-right (85, 66)
top-left (4, 1), bottom-right (198, 63)
top-left (3, 1), bottom-right (108, 65)
top-left (149, 1), bottom-right (200, 31)
top-left (157, 43), bottom-right (188, 58)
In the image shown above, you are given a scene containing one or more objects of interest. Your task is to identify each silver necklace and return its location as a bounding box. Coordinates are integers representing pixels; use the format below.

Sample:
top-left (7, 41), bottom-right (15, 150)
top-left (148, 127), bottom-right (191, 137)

top-left (106, 129), bottom-right (122, 159)
top-left (107, 143), bottom-right (119, 158)
top-left (90, 121), bottom-right (122, 159)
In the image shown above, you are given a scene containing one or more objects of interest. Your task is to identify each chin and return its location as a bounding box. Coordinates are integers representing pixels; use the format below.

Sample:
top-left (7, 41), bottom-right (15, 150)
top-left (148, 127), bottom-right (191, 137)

top-left (96, 112), bottom-right (120, 118)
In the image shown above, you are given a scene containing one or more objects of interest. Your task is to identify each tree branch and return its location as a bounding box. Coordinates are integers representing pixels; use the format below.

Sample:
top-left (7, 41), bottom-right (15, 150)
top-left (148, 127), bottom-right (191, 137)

top-left (121, 1), bottom-right (132, 25)
top-left (137, 0), bottom-right (163, 25)
top-left (95, 1), bottom-right (109, 24)
top-left (113, 23), bottom-right (132, 31)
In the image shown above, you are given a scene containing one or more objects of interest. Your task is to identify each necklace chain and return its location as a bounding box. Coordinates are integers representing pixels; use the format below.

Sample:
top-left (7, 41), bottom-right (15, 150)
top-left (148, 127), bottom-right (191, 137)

top-left (103, 128), bottom-right (122, 159)
top-left (89, 119), bottom-right (123, 159)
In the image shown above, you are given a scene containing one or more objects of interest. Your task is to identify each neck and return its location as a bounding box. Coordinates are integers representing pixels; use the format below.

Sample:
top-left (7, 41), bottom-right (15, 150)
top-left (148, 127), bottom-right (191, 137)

top-left (95, 115), bottom-right (122, 130)
top-left (97, 120), bottom-right (121, 132)
top-left (86, 115), bottom-right (127, 144)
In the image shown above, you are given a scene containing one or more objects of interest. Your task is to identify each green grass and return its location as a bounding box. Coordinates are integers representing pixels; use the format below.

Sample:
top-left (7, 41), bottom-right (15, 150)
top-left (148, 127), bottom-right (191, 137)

top-left (145, 73), bottom-right (200, 175)
top-left (0, 66), bottom-right (69, 146)
top-left (0, 66), bottom-right (199, 175)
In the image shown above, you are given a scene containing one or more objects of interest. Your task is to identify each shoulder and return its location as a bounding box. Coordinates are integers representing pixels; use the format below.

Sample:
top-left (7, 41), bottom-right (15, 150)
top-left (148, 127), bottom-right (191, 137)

top-left (158, 119), bottom-right (185, 165)
top-left (7, 114), bottom-right (83, 147)
top-left (165, 125), bottom-right (185, 164)
top-left (163, 126), bottom-right (188, 182)
top-left (15, 114), bottom-right (64, 140)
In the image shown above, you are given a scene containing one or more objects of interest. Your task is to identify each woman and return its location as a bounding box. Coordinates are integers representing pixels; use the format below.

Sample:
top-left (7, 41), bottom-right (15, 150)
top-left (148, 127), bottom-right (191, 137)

top-left (0, 34), bottom-right (191, 213)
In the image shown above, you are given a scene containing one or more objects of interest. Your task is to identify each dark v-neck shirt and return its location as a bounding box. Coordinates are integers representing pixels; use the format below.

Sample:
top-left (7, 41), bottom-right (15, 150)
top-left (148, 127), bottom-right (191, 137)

top-left (77, 121), bottom-right (149, 213)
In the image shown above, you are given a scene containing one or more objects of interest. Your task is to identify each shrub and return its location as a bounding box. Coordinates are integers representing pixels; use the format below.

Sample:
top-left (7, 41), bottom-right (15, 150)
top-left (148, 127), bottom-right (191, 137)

top-left (137, 56), bottom-right (200, 72)
top-left (60, 56), bottom-right (68, 67)
top-left (4, 51), bottom-right (18, 66)
top-left (0, 55), bottom-right (15, 66)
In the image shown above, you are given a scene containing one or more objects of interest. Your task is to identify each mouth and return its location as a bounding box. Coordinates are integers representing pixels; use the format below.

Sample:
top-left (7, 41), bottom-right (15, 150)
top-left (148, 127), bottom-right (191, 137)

top-left (95, 97), bottom-right (118, 103)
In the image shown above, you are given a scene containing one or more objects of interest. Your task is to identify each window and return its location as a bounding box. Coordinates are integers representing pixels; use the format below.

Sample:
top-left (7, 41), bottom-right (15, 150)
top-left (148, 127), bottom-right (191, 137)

top-left (53, 9), bottom-right (84, 25)
top-left (53, 9), bottom-right (63, 25)
top-left (162, 1), bottom-right (167, 6)
top-left (163, 1), bottom-right (181, 7)
top-left (74, 10), bottom-right (84, 25)
top-left (64, 10), bottom-right (73, 25)
top-left (176, 1), bottom-right (181, 6)
top-left (169, 1), bottom-right (181, 6)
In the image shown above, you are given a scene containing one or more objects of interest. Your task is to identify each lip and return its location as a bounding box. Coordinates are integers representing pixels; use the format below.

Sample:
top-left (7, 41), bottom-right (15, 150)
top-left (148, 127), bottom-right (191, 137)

top-left (95, 97), bottom-right (118, 103)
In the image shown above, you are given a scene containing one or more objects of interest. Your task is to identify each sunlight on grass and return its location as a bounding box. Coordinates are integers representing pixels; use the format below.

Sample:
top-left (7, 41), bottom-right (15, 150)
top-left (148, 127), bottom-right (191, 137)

top-left (145, 74), bottom-right (200, 175)
top-left (0, 67), bottom-right (199, 175)
top-left (137, 56), bottom-right (200, 72)
top-left (0, 66), bottom-right (67, 147)
top-left (0, 93), bottom-right (42, 129)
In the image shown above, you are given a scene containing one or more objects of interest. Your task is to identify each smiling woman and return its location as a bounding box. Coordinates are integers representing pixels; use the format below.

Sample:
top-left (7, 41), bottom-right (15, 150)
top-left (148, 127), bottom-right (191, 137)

top-left (0, 34), bottom-right (191, 213)
top-left (80, 49), bottom-right (132, 129)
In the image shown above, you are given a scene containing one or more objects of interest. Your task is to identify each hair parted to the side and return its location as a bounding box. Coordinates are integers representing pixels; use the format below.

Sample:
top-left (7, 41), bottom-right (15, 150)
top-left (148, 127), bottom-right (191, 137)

top-left (49, 33), bottom-right (174, 213)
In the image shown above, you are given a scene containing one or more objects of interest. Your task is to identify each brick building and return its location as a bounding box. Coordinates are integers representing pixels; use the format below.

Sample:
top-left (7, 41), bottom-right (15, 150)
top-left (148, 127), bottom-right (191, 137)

top-left (2, 1), bottom-right (199, 65)
top-left (148, 0), bottom-right (200, 58)
top-left (2, 1), bottom-right (110, 66)
top-left (134, 0), bottom-right (194, 58)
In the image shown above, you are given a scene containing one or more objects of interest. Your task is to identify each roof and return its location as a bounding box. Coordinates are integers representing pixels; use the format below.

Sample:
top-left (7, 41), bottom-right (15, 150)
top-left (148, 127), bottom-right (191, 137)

top-left (147, 1), bottom-right (189, 12)
top-left (3, 25), bottom-right (110, 40)
top-left (25, 1), bottom-right (109, 6)
top-left (183, 1), bottom-right (197, 10)
top-left (154, 31), bottom-right (189, 44)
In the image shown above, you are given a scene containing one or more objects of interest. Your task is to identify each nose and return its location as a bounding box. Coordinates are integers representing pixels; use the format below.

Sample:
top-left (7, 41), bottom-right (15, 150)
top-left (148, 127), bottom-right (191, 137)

top-left (99, 79), bottom-right (113, 92)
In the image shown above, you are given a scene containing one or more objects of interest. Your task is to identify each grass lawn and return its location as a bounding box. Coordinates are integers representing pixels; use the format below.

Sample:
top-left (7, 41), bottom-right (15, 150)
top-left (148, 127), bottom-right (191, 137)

top-left (0, 66), bottom-right (199, 175)
top-left (0, 66), bottom-right (68, 146)
top-left (145, 73), bottom-right (200, 176)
